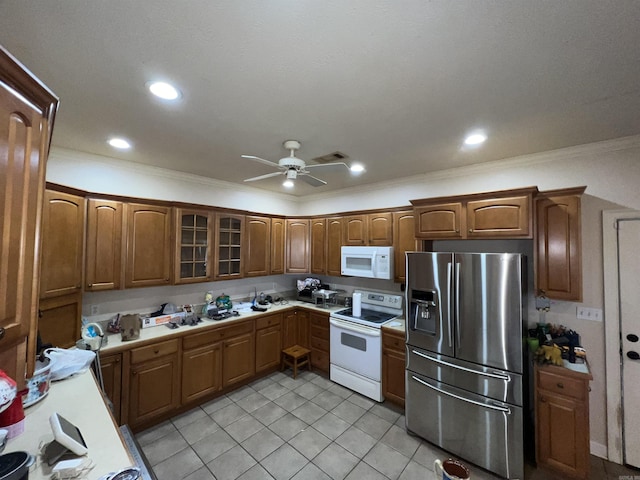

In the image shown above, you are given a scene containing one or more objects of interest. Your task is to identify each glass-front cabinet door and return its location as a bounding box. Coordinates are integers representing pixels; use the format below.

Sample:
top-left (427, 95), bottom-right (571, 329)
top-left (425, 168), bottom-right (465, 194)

top-left (215, 213), bottom-right (244, 280)
top-left (175, 209), bottom-right (213, 284)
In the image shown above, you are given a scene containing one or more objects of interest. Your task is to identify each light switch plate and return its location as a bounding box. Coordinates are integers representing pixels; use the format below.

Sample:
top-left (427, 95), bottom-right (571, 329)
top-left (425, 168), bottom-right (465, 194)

top-left (576, 306), bottom-right (602, 321)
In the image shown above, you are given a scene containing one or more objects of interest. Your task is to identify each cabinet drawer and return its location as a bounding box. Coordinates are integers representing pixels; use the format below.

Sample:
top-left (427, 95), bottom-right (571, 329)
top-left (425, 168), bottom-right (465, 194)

top-left (538, 371), bottom-right (585, 400)
top-left (311, 336), bottom-right (329, 353)
top-left (310, 325), bottom-right (329, 341)
top-left (183, 321), bottom-right (253, 350)
top-left (310, 313), bottom-right (329, 328)
top-left (131, 339), bottom-right (179, 364)
top-left (256, 313), bottom-right (282, 330)
top-left (382, 332), bottom-right (405, 352)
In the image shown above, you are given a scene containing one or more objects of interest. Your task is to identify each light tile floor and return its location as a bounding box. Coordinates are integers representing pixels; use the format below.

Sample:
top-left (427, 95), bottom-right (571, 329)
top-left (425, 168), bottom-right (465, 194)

top-left (136, 370), bottom-right (639, 480)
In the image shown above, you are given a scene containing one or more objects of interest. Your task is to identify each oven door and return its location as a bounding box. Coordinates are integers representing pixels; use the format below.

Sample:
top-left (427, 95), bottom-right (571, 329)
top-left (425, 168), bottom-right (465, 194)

top-left (329, 318), bottom-right (382, 380)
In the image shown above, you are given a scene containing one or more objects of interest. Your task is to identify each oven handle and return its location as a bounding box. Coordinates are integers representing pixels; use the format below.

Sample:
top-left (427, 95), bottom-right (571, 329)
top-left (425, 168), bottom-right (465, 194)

top-left (330, 318), bottom-right (381, 337)
top-left (411, 375), bottom-right (511, 413)
top-left (411, 349), bottom-right (511, 381)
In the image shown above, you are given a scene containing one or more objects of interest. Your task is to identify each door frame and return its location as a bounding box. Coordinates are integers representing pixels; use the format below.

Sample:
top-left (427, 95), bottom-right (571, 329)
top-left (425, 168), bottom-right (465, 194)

top-left (603, 209), bottom-right (640, 464)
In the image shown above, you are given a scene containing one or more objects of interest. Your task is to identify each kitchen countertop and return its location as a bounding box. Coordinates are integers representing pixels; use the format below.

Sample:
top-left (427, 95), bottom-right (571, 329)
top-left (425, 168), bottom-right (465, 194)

top-left (381, 318), bottom-right (406, 333)
top-left (4, 370), bottom-right (133, 479)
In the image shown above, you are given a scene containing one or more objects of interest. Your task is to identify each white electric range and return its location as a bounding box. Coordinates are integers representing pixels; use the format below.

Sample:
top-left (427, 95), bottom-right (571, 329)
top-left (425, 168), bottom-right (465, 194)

top-left (329, 290), bottom-right (403, 402)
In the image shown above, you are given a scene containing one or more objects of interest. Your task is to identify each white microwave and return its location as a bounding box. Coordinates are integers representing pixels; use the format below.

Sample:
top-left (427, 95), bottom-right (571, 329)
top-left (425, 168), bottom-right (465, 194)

top-left (341, 246), bottom-right (394, 279)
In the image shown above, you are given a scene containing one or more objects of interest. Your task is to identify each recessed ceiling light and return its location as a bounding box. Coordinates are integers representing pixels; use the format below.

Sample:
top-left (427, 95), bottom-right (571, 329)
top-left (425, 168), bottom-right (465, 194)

top-left (108, 137), bottom-right (132, 150)
top-left (283, 180), bottom-right (294, 188)
top-left (350, 164), bottom-right (365, 173)
top-left (148, 81), bottom-right (181, 100)
top-left (464, 132), bottom-right (487, 146)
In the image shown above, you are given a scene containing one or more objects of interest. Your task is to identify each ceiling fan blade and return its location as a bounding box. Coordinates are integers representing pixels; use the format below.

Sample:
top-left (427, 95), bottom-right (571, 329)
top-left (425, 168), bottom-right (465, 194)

top-left (299, 173), bottom-right (327, 187)
top-left (243, 171), bottom-right (283, 182)
top-left (304, 161), bottom-right (350, 170)
top-left (241, 155), bottom-right (280, 168)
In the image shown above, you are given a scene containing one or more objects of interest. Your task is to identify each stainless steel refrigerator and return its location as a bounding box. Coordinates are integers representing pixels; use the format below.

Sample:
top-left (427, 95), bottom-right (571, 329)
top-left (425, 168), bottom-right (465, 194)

top-left (405, 252), bottom-right (527, 480)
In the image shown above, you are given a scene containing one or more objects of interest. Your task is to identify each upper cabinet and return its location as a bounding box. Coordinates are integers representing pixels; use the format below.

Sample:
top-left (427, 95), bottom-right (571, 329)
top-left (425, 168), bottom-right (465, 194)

top-left (270, 218), bottom-right (285, 275)
top-left (392, 210), bottom-right (418, 283)
top-left (286, 219), bottom-right (310, 274)
top-left (86, 198), bottom-right (122, 291)
top-left (310, 218), bottom-right (327, 275)
top-left (342, 215), bottom-right (368, 245)
top-left (175, 208), bottom-right (213, 284)
top-left (412, 188), bottom-right (536, 240)
top-left (124, 203), bottom-right (172, 288)
top-left (326, 217), bottom-right (343, 276)
top-left (536, 187), bottom-right (585, 301)
top-left (368, 213), bottom-right (393, 245)
top-left (214, 213), bottom-right (244, 280)
top-left (40, 190), bottom-right (86, 298)
top-left (244, 215), bottom-right (271, 277)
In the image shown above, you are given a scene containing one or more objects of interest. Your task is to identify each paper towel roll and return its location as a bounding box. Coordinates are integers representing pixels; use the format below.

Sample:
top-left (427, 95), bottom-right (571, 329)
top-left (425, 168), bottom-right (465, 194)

top-left (352, 292), bottom-right (362, 317)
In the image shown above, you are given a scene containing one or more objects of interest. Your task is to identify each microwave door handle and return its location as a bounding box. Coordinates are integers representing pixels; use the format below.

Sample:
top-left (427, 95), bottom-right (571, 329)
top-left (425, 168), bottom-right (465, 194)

top-left (447, 262), bottom-right (453, 349)
top-left (370, 249), bottom-right (377, 275)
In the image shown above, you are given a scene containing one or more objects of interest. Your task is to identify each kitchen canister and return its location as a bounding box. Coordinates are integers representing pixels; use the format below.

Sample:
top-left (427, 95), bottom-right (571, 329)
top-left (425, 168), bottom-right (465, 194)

top-left (352, 292), bottom-right (362, 317)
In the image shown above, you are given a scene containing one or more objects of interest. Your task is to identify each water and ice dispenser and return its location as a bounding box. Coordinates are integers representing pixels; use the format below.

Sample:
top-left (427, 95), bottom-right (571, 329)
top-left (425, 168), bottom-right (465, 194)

top-left (408, 290), bottom-right (438, 335)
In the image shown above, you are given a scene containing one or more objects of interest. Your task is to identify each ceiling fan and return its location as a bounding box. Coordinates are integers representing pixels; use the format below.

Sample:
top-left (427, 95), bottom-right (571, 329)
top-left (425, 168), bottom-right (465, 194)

top-left (242, 140), bottom-right (352, 187)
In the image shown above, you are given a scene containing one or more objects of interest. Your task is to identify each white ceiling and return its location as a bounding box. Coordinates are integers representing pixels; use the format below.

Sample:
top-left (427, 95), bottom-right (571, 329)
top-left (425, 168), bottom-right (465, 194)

top-left (1, 1), bottom-right (639, 196)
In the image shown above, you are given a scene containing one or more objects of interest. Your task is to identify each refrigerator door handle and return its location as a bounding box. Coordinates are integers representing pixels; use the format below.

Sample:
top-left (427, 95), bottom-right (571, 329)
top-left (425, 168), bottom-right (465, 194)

top-left (411, 349), bottom-right (512, 382)
top-left (447, 262), bottom-right (453, 348)
top-left (455, 262), bottom-right (461, 350)
top-left (411, 375), bottom-right (512, 413)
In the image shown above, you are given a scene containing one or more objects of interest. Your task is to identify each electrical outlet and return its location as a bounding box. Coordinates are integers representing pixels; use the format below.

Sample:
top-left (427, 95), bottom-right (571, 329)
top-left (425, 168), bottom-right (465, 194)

top-left (90, 304), bottom-right (99, 315)
top-left (576, 306), bottom-right (602, 321)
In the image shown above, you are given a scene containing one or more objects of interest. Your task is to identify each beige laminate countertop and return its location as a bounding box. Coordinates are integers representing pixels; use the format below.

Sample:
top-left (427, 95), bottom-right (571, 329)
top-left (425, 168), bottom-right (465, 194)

top-left (4, 370), bottom-right (133, 479)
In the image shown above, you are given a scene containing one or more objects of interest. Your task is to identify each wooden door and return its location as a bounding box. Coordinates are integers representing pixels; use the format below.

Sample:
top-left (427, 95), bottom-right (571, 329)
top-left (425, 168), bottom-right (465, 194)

top-left (245, 215), bottom-right (271, 277)
top-left (270, 217), bottom-right (285, 275)
top-left (86, 199), bottom-right (122, 291)
top-left (128, 354), bottom-right (180, 427)
top-left (285, 219), bottom-right (310, 274)
top-left (326, 217), bottom-right (343, 276)
top-left (222, 333), bottom-right (255, 387)
top-left (368, 213), bottom-right (393, 245)
top-left (215, 213), bottom-right (244, 280)
top-left (40, 190), bottom-right (85, 298)
top-left (256, 325), bottom-right (282, 372)
top-left (175, 209), bottom-right (213, 284)
top-left (310, 218), bottom-right (326, 274)
top-left (38, 292), bottom-right (81, 348)
top-left (100, 353), bottom-right (122, 424)
top-left (343, 215), bottom-right (368, 245)
top-left (467, 194), bottom-right (531, 238)
top-left (124, 203), bottom-right (172, 288)
top-left (414, 202), bottom-right (463, 239)
top-left (182, 342), bottom-right (222, 404)
top-left (536, 188), bottom-right (584, 301)
top-left (392, 210), bottom-right (417, 283)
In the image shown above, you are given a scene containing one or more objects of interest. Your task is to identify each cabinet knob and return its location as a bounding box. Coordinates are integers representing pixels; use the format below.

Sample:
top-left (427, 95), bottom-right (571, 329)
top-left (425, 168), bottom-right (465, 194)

top-left (0, 327), bottom-right (5, 340)
top-left (132, 370), bottom-right (137, 376)
top-left (76, 285), bottom-right (82, 289)
top-left (87, 283), bottom-right (93, 288)
top-left (164, 278), bottom-right (170, 282)
top-left (556, 382), bottom-right (564, 389)
top-left (154, 349), bottom-right (159, 354)
top-left (115, 358), bottom-right (120, 363)
top-left (540, 396), bottom-right (546, 403)
top-left (469, 229), bottom-right (473, 233)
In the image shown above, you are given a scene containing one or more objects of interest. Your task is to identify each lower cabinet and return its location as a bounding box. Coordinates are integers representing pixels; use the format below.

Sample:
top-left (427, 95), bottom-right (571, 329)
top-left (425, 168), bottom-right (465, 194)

top-left (182, 342), bottom-right (222, 404)
top-left (309, 311), bottom-right (330, 373)
top-left (127, 339), bottom-right (180, 428)
top-left (223, 332), bottom-right (255, 387)
top-left (255, 313), bottom-right (282, 373)
top-left (535, 364), bottom-right (592, 479)
top-left (282, 309), bottom-right (310, 349)
top-left (382, 327), bottom-right (406, 407)
top-left (100, 353), bottom-right (122, 424)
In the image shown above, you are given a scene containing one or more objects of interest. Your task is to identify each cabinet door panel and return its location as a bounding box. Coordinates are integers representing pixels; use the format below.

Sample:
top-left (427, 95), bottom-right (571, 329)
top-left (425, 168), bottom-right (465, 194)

top-left (297, 310), bottom-right (310, 348)
top-left (182, 343), bottom-right (221, 404)
top-left (392, 211), bottom-right (417, 283)
top-left (40, 191), bottom-right (85, 298)
top-left (467, 195), bottom-right (531, 238)
top-left (175, 209), bottom-right (212, 284)
top-left (285, 219), bottom-right (310, 274)
top-left (129, 354), bottom-right (180, 427)
top-left (368, 213), bottom-right (393, 245)
top-left (256, 325), bottom-right (282, 372)
top-left (222, 333), bottom-right (255, 387)
top-left (215, 214), bottom-right (244, 280)
top-left (343, 215), bottom-right (368, 245)
top-left (38, 292), bottom-right (81, 348)
top-left (414, 203), bottom-right (463, 239)
top-left (382, 349), bottom-right (406, 407)
top-left (86, 199), bottom-right (122, 291)
top-left (311, 219), bottom-right (326, 274)
top-left (100, 353), bottom-right (122, 424)
top-left (270, 218), bottom-right (285, 275)
top-left (326, 217), bottom-right (343, 276)
top-left (245, 216), bottom-right (271, 277)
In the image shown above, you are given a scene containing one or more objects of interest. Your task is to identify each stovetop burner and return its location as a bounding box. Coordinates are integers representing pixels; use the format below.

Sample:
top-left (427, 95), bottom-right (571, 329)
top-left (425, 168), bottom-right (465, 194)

top-left (334, 307), bottom-right (396, 324)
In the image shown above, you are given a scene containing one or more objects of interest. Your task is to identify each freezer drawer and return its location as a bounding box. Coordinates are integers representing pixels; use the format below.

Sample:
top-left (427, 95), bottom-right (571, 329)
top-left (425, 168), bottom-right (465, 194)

top-left (406, 370), bottom-right (524, 480)
top-left (406, 347), bottom-right (523, 405)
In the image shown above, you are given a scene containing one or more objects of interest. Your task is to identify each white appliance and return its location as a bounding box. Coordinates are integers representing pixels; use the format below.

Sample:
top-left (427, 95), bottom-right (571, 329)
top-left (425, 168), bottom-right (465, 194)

top-left (340, 246), bottom-right (394, 279)
top-left (330, 289), bottom-right (403, 401)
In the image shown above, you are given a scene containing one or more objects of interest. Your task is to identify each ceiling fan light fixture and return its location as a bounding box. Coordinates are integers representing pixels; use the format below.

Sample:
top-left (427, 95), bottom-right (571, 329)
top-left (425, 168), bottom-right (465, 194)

top-left (286, 169), bottom-right (298, 179)
top-left (283, 180), bottom-right (294, 188)
top-left (147, 81), bottom-right (182, 100)
top-left (350, 163), bottom-right (365, 174)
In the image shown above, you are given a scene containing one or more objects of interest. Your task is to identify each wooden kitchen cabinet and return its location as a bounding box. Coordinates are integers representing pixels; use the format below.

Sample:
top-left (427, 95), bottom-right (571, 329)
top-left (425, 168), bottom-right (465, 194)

top-left (382, 327), bottom-right (406, 407)
top-left (368, 212), bottom-right (393, 245)
top-left (124, 203), bottom-right (172, 288)
top-left (215, 213), bottom-right (244, 280)
top-left (414, 202), bottom-right (463, 239)
top-left (182, 341), bottom-right (222, 405)
top-left (466, 194), bottom-right (532, 238)
top-left (38, 292), bottom-right (81, 348)
top-left (40, 190), bottom-right (85, 298)
top-left (283, 309), bottom-right (310, 350)
top-left (392, 210), bottom-right (418, 283)
top-left (222, 332), bottom-right (255, 387)
top-left (343, 215), bottom-right (368, 245)
top-left (536, 187), bottom-right (585, 301)
top-left (309, 311), bottom-right (330, 373)
top-left (310, 218), bottom-right (327, 275)
top-left (255, 313), bottom-right (282, 373)
top-left (535, 363), bottom-right (592, 479)
top-left (126, 339), bottom-right (180, 428)
top-left (175, 208), bottom-right (213, 284)
top-left (244, 215), bottom-right (271, 277)
top-left (270, 217), bottom-right (285, 274)
top-left (326, 217), bottom-right (343, 276)
top-left (86, 198), bottom-right (123, 291)
top-left (100, 352), bottom-right (122, 424)
top-left (285, 219), bottom-right (310, 274)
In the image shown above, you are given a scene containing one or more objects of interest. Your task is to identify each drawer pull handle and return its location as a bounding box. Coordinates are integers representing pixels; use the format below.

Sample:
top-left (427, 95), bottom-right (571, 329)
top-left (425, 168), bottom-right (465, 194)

top-left (154, 349), bottom-right (159, 354)
top-left (87, 283), bottom-right (93, 287)
top-left (557, 382), bottom-right (564, 389)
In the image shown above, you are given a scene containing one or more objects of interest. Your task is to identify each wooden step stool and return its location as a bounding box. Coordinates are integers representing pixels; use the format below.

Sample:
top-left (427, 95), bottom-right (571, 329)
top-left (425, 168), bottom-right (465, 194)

top-left (281, 345), bottom-right (311, 379)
